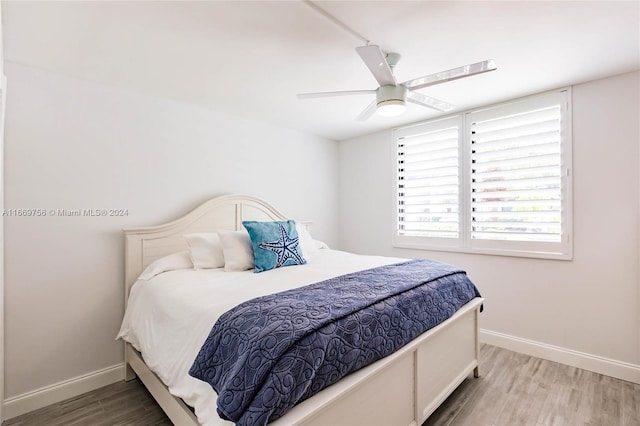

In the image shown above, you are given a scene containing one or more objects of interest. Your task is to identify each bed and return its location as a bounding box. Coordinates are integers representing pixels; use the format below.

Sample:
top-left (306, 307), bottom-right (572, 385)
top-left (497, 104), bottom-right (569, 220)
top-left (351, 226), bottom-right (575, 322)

top-left (119, 194), bottom-right (484, 426)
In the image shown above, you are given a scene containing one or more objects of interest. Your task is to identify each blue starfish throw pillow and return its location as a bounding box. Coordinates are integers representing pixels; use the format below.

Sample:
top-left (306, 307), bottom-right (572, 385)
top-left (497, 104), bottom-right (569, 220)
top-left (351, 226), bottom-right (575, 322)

top-left (243, 220), bottom-right (307, 273)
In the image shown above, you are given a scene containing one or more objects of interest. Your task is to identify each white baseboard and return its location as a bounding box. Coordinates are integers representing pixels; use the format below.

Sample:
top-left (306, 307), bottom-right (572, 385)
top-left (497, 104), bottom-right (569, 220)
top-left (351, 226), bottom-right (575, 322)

top-left (2, 363), bottom-right (124, 420)
top-left (480, 329), bottom-right (640, 384)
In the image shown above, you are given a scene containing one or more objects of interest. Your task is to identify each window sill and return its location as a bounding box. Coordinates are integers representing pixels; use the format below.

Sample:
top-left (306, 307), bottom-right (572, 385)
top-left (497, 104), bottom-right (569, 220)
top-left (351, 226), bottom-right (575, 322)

top-left (392, 241), bottom-right (573, 261)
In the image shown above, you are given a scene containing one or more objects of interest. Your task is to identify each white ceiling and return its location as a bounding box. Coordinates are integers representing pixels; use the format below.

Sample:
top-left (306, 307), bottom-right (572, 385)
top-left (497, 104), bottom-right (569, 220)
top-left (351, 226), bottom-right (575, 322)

top-left (3, 1), bottom-right (639, 141)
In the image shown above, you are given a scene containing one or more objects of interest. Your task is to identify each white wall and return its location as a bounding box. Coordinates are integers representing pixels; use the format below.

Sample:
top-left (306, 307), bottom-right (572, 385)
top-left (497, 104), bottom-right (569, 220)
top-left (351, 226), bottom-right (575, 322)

top-left (3, 61), bottom-right (338, 401)
top-left (339, 71), bottom-right (640, 381)
top-left (0, 2), bottom-right (5, 421)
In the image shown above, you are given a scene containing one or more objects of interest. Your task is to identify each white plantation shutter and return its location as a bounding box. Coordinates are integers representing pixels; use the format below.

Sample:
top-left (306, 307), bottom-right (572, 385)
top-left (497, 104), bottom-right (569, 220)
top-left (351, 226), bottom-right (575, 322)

top-left (394, 90), bottom-right (572, 259)
top-left (469, 104), bottom-right (562, 242)
top-left (397, 117), bottom-right (460, 240)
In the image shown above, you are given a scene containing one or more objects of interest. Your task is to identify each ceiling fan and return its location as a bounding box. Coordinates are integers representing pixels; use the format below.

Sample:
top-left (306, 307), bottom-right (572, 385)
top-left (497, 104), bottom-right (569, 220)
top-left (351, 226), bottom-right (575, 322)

top-left (297, 44), bottom-right (497, 120)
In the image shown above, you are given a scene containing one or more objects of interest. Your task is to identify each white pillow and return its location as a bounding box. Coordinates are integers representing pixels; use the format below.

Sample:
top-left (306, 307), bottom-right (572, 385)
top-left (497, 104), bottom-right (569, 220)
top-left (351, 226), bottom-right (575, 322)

top-left (218, 230), bottom-right (254, 271)
top-left (295, 221), bottom-right (319, 261)
top-left (184, 233), bottom-right (225, 269)
top-left (138, 250), bottom-right (193, 280)
top-left (315, 240), bottom-right (330, 250)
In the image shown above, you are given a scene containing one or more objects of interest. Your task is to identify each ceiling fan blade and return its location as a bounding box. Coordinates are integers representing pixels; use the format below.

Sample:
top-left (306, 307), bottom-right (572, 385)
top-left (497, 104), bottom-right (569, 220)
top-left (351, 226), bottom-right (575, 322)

top-left (403, 59), bottom-right (497, 91)
top-left (297, 90), bottom-right (376, 99)
top-left (355, 100), bottom-right (377, 121)
top-left (406, 91), bottom-right (455, 112)
top-left (356, 45), bottom-right (397, 87)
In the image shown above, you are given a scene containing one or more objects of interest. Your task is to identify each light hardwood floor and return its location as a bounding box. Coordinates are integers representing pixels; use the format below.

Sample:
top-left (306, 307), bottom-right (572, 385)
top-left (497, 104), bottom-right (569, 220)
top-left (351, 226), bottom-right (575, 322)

top-left (3, 344), bottom-right (639, 426)
top-left (424, 345), bottom-right (640, 426)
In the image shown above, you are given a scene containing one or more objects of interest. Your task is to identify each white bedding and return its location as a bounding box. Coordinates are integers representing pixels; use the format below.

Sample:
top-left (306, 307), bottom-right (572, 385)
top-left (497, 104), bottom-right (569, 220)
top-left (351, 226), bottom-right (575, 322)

top-left (117, 249), bottom-right (406, 426)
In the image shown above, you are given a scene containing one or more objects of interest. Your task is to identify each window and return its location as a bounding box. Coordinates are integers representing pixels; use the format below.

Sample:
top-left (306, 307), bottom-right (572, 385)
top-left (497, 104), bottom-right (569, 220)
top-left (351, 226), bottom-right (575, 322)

top-left (394, 89), bottom-right (572, 260)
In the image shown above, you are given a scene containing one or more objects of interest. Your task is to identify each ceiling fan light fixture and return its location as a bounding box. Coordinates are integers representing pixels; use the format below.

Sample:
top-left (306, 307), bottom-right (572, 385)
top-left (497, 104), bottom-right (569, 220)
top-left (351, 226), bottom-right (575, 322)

top-left (377, 99), bottom-right (406, 117)
top-left (376, 84), bottom-right (407, 117)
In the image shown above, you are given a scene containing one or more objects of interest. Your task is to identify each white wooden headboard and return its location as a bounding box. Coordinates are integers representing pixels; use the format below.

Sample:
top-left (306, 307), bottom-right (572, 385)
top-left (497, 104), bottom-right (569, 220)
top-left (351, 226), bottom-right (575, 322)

top-left (123, 194), bottom-right (290, 302)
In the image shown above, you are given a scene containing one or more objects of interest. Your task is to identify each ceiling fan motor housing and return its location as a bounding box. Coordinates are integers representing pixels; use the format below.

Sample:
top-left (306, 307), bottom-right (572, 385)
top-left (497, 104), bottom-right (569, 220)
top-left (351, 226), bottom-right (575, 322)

top-left (376, 84), bottom-right (407, 106)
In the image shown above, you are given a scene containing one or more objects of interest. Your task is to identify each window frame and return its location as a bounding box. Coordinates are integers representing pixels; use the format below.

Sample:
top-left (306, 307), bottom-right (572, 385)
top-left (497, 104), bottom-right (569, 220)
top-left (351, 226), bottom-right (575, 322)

top-left (392, 88), bottom-right (573, 260)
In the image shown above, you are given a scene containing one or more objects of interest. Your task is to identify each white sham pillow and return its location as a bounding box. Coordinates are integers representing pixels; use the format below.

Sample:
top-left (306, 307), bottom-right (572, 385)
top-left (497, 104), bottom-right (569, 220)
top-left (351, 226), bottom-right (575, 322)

top-left (138, 250), bottom-right (193, 280)
top-left (218, 229), bottom-right (255, 272)
top-left (184, 233), bottom-right (225, 269)
top-left (295, 221), bottom-right (319, 261)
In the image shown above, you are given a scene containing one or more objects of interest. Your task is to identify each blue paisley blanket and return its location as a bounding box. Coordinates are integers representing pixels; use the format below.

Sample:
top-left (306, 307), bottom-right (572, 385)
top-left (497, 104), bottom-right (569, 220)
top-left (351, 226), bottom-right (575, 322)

top-left (189, 259), bottom-right (481, 426)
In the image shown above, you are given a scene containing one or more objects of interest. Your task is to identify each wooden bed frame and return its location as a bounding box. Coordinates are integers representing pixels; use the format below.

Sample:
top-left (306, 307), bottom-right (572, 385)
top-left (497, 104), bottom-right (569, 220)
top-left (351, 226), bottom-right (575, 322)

top-left (123, 194), bottom-right (484, 426)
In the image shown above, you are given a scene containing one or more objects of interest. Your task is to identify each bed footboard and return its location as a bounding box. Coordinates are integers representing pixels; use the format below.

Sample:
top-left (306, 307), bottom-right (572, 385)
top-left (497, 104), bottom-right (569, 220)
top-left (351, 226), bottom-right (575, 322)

top-left (272, 297), bottom-right (484, 426)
